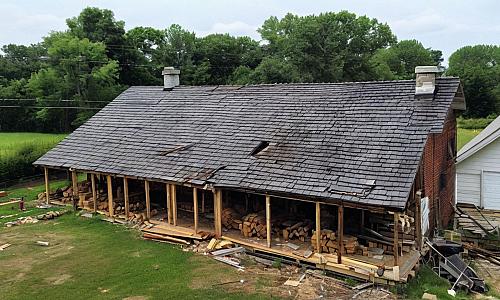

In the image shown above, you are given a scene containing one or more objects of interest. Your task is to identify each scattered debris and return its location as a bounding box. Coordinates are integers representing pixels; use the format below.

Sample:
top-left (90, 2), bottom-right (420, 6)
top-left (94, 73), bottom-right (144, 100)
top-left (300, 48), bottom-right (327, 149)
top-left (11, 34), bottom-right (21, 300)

top-left (0, 191), bottom-right (8, 197)
top-left (421, 292), bottom-right (437, 300)
top-left (212, 256), bottom-right (244, 270)
top-left (213, 279), bottom-right (245, 286)
top-left (36, 241), bottom-right (50, 246)
top-left (4, 210), bottom-right (67, 227)
top-left (36, 204), bottom-right (53, 209)
top-left (211, 246), bottom-right (245, 256)
top-left (80, 213), bottom-right (94, 218)
top-left (0, 243), bottom-right (11, 251)
top-left (352, 282), bottom-right (373, 290)
top-left (284, 273), bottom-right (306, 287)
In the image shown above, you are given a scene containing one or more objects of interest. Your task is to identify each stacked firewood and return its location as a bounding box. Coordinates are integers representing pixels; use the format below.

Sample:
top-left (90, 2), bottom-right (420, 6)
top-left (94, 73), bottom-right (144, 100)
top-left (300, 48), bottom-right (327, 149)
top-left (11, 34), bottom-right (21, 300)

top-left (241, 213), bottom-right (267, 238)
top-left (281, 219), bottom-right (313, 242)
top-left (221, 208), bottom-right (242, 230)
top-left (311, 229), bottom-right (359, 254)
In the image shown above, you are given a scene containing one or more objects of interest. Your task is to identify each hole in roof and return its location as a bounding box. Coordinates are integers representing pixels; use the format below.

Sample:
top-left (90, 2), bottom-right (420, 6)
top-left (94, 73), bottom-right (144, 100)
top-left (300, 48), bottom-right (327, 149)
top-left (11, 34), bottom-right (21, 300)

top-left (250, 141), bottom-right (270, 156)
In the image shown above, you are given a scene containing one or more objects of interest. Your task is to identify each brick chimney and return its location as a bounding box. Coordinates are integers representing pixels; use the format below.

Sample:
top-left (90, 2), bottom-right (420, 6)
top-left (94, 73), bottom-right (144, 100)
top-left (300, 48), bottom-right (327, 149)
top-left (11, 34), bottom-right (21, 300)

top-left (162, 67), bottom-right (180, 90)
top-left (415, 66), bottom-right (440, 97)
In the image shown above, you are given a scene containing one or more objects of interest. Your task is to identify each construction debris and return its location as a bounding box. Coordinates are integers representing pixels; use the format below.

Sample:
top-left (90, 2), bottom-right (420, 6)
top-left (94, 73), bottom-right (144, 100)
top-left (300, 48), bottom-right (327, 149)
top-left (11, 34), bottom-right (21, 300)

top-left (211, 246), bottom-right (245, 256)
top-left (0, 191), bottom-right (8, 198)
top-left (4, 210), bottom-right (67, 227)
top-left (213, 256), bottom-right (244, 270)
top-left (36, 241), bottom-right (49, 246)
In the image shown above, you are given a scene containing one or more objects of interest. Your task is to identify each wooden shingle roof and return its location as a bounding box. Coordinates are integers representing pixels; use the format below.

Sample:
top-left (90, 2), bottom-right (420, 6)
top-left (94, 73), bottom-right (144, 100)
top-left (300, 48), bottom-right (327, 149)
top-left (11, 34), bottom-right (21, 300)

top-left (35, 78), bottom-right (461, 209)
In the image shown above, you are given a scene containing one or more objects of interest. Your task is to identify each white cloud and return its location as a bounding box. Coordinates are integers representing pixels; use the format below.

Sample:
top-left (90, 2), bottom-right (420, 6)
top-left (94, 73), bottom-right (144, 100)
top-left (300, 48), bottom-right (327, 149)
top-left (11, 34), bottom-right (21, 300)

top-left (198, 21), bottom-right (259, 39)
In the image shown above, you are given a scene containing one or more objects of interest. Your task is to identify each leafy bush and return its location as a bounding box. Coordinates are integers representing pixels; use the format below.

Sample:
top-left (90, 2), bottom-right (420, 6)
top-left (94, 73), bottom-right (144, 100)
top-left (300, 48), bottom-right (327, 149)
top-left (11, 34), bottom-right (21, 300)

top-left (457, 115), bottom-right (497, 129)
top-left (0, 142), bottom-right (57, 183)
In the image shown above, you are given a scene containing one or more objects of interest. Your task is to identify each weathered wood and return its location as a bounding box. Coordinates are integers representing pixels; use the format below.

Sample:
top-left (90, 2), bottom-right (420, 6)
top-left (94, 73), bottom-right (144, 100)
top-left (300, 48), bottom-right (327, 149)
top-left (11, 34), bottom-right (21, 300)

top-left (337, 205), bottom-right (344, 264)
top-left (166, 183), bottom-right (172, 224)
top-left (91, 173), bottom-right (97, 212)
top-left (193, 187), bottom-right (199, 233)
top-left (415, 191), bottom-right (422, 250)
top-left (71, 170), bottom-right (78, 210)
top-left (214, 189), bottom-right (222, 237)
top-left (123, 177), bottom-right (129, 217)
top-left (394, 212), bottom-right (399, 266)
top-left (266, 195), bottom-right (271, 248)
top-left (145, 180), bottom-right (151, 220)
top-left (171, 184), bottom-right (177, 226)
top-left (44, 167), bottom-right (50, 205)
top-left (106, 175), bottom-right (113, 217)
top-left (316, 202), bottom-right (321, 253)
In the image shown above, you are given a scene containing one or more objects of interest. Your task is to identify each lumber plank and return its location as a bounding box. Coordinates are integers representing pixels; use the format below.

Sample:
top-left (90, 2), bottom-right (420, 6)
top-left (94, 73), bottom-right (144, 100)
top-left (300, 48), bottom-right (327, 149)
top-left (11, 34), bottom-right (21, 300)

top-left (106, 175), bottom-right (113, 217)
top-left (316, 202), bottom-right (321, 253)
top-left (171, 184), bottom-right (177, 226)
top-left (393, 212), bottom-right (399, 266)
top-left (338, 205), bottom-right (343, 264)
top-left (123, 177), bottom-right (129, 217)
top-left (71, 170), bottom-right (78, 210)
top-left (266, 195), bottom-right (271, 248)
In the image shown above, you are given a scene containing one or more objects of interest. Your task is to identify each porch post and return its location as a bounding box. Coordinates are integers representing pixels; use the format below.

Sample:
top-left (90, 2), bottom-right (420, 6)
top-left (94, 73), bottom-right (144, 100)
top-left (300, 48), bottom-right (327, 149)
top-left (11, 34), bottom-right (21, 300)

top-left (337, 205), bottom-right (344, 264)
top-left (71, 170), bottom-right (78, 210)
top-left (394, 212), bottom-right (400, 266)
top-left (171, 184), bottom-right (177, 226)
top-left (123, 177), bottom-right (129, 218)
top-left (166, 183), bottom-right (172, 224)
top-left (106, 175), bottom-right (113, 217)
top-left (193, 187), bottom-right (199, 233)
top-left (145, 180), bottom-right (151, 220)
top-left (316, 202), bottom-right (321, 253)
top-left (44, 167), bottom-right (50, 205)
top-left (266, 195), bottom-right (271, 248)
top-left (91, 173), bottom-right (97, 212)
top-left (213, 189), bottom-right (222, 237)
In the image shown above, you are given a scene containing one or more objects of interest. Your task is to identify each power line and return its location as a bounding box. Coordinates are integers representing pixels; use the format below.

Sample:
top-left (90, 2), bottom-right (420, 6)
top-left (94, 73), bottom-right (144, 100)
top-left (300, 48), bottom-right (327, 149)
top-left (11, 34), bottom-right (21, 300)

top-left (0, 98), bottom-right (109, 103)
top-left (0, 105), bottom-right (102, 110)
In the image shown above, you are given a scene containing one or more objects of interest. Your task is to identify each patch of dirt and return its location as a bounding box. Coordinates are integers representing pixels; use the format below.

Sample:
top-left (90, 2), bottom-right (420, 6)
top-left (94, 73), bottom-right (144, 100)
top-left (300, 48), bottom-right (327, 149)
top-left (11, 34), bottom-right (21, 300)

top-left (122, 296), bottom-right (149, 300)
top-left (474, 258), bottom-right (500, 295)
top-left (46, 273), bottom-right (72, 285)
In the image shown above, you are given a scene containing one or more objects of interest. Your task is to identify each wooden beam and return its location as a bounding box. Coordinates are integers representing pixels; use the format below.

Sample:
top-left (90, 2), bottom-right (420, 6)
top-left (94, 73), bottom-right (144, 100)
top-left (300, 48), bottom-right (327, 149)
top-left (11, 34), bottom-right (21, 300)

top-left (106, 175), bottom-right (113, 217)
top-left (266, 195), bottom-right (271, 248)
top-left (71, 170), bottom-right (78, 210)
top-left (166, 183), bottom-right (172, 224)
top-left (123, 177), bottom-right (129, 218)
top-left (316, 202), bottom-right (321, 253)
top-left (214, 189), bottom-right (222, 237)
top-left (145, 180), bottom-right (151, 220)
top-left (171, 184), bottom-right (177, 226)
top-left (91, 173), bottom-right (97, 212)
top-left (394, 212), bottom-right (399, 266)
top-left (337, 205), bottom-right (344, 264)
top-left (193, 187), bottom-right (199, 233)
top-left (415, 191), bottom-right (422, 251)
top-left (44, 167), bottom-right (50, 205)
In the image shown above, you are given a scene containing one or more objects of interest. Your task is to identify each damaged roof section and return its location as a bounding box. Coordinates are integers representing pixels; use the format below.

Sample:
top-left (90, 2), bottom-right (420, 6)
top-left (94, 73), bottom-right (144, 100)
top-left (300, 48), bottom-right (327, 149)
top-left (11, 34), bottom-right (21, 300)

top-left (35, 78), bottom-right (461, 209)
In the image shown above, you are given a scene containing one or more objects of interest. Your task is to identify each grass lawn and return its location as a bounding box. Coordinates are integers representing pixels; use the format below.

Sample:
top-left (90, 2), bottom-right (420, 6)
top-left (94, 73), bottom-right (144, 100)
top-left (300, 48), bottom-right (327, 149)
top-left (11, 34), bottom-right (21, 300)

top-left (0, 132), bottom-right (67, 157)
top-left (0, 183), bottom-right (276, 300)
top-left (457, 128), bottom-right (482, 150)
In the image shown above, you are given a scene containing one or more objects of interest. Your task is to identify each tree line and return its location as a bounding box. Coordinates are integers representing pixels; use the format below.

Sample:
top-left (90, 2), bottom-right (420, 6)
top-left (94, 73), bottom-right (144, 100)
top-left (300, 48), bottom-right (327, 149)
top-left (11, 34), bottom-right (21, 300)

top-left (0, 7), bottom-right (498, 133)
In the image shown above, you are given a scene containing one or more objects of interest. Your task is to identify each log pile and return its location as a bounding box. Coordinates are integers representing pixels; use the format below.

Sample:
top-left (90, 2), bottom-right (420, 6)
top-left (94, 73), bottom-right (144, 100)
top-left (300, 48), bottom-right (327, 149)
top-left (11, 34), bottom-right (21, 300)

top-left (311, 229), bottom-right (359, 254)
top-left (241, 213), bottom-right (267, 238)
top-left (221, 208), bottom-right (242, 230)
top-left (281, 219), bottom-right (313, 242)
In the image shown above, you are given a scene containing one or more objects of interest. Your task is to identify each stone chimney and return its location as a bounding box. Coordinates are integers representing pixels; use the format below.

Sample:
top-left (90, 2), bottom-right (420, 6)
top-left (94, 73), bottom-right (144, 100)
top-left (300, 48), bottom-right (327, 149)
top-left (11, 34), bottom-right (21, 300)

top-left (162, 67), bottom-right (180, 90)
top-left (415, 66), bottom-right (440, 97)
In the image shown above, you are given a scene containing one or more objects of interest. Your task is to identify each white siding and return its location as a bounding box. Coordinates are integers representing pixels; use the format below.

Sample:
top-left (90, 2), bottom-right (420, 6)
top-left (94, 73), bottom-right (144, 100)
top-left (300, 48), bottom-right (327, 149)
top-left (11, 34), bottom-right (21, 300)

top-left (484, 171), bottom-right (500, 210)
top-left (456, 138), bottom-right (500, 207)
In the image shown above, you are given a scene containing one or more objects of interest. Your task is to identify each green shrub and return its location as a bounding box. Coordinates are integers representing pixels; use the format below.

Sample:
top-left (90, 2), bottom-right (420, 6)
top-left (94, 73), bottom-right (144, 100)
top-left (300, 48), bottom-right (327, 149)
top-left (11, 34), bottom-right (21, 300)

top-left (457, 115), bottom-right (497, 129)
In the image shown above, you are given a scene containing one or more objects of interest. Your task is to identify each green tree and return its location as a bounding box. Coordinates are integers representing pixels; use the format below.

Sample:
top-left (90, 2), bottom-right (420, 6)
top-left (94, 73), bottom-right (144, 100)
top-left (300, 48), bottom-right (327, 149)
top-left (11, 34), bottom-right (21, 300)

top-left (370, 40), bottom-right (438, 80)
top-left (447, 45), bottom-right (500, 117)
top-left (259, 11), bottom-right (396, 83)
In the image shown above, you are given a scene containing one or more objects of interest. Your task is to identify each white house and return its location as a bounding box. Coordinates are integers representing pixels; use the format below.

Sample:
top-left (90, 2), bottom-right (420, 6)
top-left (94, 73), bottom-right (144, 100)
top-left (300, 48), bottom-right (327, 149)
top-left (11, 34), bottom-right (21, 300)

top-left (456, 116), bottom-right (500, 210)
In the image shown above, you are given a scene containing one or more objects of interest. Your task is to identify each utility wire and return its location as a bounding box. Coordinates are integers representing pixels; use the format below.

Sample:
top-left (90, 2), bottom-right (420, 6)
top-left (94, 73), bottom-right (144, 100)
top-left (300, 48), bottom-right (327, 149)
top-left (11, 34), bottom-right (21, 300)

top-left (0, 98), bottom-right (110, 103)
top-left (0, 105), bottom-right (102, 110)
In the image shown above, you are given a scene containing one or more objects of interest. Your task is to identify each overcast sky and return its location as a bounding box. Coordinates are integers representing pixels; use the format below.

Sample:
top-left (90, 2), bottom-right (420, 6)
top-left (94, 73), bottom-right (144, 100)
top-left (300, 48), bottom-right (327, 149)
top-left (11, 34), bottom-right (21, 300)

top-left (0, 0), bottom-right (499, 64)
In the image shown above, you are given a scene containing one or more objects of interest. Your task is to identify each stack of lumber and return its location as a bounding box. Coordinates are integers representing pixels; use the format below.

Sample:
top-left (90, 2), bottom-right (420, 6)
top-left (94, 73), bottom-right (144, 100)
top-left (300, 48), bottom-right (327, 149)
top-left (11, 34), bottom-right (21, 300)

top-left (221, 208), bottom-right (242, 230)
top-left (311, 229), bottom-right (359, 254)
top-left (281, 219), bottom-right (313, 242)
top-left (241, 213), bottom-right (267, 238)
top-left (141, 222), bottom-right (214, 245)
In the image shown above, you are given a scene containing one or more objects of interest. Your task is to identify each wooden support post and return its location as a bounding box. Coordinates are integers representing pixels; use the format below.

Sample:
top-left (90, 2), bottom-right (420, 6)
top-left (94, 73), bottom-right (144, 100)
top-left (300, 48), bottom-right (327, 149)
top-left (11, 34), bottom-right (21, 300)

top-left (71, 170), bottom-right (78, 210)
top-left (166, 183), bottom-right (172, 224)
top-left (123, 177), bottom-right (129, 218)
top-left (394, 212), bottom-right (400, 266)
top-left (106, 175), bottom-right (113, 217)
top-left (316, 202), bottom-right (321, 253)
top-left (171, 184), bottom-right (177, 226)
top-left (193, 187), bottom-right (199, 233)
top-left (44, 167), bottom-right (50, 205)
top-left (145, 180), bottom-right (151, 220)
top-left (213, 189), bottom-right (222, 237)
top-left (266, 195), bottom-right (271, 248)
top-left (337, 205), bottom-right (344, 264)
top-left (415, 191), bottom-right (422, 251)
top-left (91, 173), bottom-right (97, 212)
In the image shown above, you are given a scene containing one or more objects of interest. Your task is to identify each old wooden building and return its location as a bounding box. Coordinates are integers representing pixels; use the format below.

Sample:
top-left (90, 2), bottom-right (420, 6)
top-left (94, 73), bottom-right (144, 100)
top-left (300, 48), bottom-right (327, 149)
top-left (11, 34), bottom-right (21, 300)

top-left (35, 66), bottom-right (465, 283)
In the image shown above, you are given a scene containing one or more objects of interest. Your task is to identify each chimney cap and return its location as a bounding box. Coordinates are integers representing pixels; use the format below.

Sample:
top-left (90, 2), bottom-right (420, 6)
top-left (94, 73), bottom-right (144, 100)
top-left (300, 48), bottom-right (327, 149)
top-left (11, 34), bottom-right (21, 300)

top-left (415, 66), bottom-right (440, 74)
top-left (162, 66), bottom-right (180, 75)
